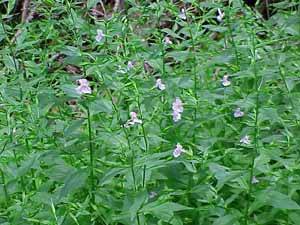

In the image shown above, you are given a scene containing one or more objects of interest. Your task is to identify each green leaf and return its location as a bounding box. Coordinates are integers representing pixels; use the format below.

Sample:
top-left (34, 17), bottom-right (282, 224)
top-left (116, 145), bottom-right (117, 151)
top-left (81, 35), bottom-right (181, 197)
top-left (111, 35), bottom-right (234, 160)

top-left (64, 119), bottom-right (84, 136)
top-left (0, 24), bottom-right (5, 42)
top-left (289, 212), bottom-right (300, 224)
top-left (89, 99), bottom-right (113, 115)
top-left (3, 55), bottom-right (19, 71)
top-left (212, 215), bottom-right (236, 225)
top-left (129, 191), bottom-right (148, 220)
top-left (45, 164), bottom-right (76, 182)
top-left (17, 153), bottom-right (41, 177)
top-left (58, 169), bottom-right (88, 200)
top-left (166, 51), bottom-right (190, 62)
top-left (254, 190), bottom-right (300, 210)
top-left (7, 0), bottom-right (17, 14)
top-left (142, 201), bottom-right (192, 221)
top-left (60, 84), bottom-right (80, 98)
top-left (87, 0), bottom-right (99, 9)
top-left (100, 167), bottom-right (127, 185)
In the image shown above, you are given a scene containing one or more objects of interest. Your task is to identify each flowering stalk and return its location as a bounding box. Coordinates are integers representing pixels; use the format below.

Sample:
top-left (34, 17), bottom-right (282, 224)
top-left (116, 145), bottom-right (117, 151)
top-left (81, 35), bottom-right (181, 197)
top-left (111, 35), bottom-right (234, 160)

top-left (98, 74), bottom-right (137, 191)
top-left (86, 107), bottom-right (95, 203)
top-left (183, 5), bottom-right (198, 142)
top-left (133, 83), bottom-right (149, 188)
top-left (224, 6), bottom-right (240, 68)
top-left (244, 28), bottom-right (260, 225)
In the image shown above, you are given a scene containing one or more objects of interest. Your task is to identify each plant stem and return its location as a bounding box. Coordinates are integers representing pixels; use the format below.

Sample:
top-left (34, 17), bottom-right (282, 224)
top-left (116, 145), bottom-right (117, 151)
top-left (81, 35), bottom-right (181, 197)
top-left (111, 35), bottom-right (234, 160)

top-left (278, 63), bottom-right (300, 126)
top-left (0, 168), bottom-right (9, 206)
top-left (87, 107), bottom-right (95, 204)
top-left (133, 83), bottom-right (148, 188)
top-left (6, 110), bottom-right (26, 193)
top-left (225, 5), bottom-right (240, 68)
top-left (101, 77), bottom-right (137, 191)
top-left (244, 28), bottom-right (260, 225)
top-left (184, 4), bottom-right (198, 143)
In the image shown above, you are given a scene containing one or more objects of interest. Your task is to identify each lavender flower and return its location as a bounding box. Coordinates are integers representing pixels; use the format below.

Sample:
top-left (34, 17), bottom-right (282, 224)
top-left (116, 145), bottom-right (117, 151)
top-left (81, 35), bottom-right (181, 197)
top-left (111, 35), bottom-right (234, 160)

top-left (221, 75), bottom-right (231, 87)
top-left (179, 8), bottom-right (186, 20)
top-left (252, 176), bottom-right (259, 184)
top-left (240, 135), bottom-right (251, 145)
top-left (127, 61), bottom-right (134, 70)
top-left (163, 36), bottom-right (172, 45)
top-left (216, 8), bottom-right (225, 23)
top-left (172, 97), bottom-right (183, 122)
top-left (172, 98), bottom-right (183, 113)
top-left (149, 191), bottom-right (157, 199)
top-left (173, 111), bottom-right (182, 122)
top-left (173, 143), bottom-right (186, 158)
top-left (155, 78), bottom-right (166, 91)
top-left (233, 108), bottom-right (244, 118)
top-left (95, 29), bottom-right (104, 42)
top-left (124, 112), bottom-right (142, 128)
top-left (76, 79), bottom-right (92, 94)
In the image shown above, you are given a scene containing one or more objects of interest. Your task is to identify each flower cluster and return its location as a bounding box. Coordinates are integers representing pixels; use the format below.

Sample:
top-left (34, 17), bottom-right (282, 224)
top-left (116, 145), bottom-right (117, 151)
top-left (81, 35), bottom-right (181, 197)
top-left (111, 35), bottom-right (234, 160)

top-left (172, 98), bottom-right (183, 122)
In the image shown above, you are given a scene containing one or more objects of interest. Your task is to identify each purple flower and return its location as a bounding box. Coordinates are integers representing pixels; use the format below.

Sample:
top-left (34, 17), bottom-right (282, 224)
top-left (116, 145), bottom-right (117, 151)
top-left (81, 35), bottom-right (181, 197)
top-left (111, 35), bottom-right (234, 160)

top-left (172, 97), bottom-right (183, 113)
top-left (127, 61), bottom-right (134, 70)
top-left (240, 135), bottom-right (251, 145)
top-left (233, 108), bottom-right (244, 118)
top-left (221, 75), bottom-right (231, 87)
top-left (172, 97), bottom-right (183, 122)
top-left (216, 8), bottom-right (225, 22)
top-left (172, 111), bottom-right (181, 122)
top-left (130, 112), bottom-right (142, 124)
top-left (95, 29), bottom-right (104, 42)
top-left (76, 79), bottom-right (92, 94)
top-left (124, 112), bottom-right (142, 128)
top-left (252, 176), bottom-right (259, 184)
top-left (155, 78), bottom-right (166, 91)
top-left (173, 143), bottom-right (186, 158)
top-left (163, 36), bottom-right (172, 45)
top-left (149, 191), bottom-right (157, 199)
top-left (179, 8), bottom-right (186, 20)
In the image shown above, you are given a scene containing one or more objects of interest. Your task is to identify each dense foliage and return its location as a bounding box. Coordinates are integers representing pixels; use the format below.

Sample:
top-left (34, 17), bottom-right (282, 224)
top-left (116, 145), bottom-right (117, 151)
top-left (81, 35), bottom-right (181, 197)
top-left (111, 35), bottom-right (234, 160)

top-left (0, 0), bottom-right (300, 224)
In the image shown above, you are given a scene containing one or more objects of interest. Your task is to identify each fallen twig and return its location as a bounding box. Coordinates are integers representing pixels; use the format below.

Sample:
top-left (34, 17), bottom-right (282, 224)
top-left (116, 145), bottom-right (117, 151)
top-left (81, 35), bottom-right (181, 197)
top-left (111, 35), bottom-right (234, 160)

top-left (11, 0), bottom-right (32, 43)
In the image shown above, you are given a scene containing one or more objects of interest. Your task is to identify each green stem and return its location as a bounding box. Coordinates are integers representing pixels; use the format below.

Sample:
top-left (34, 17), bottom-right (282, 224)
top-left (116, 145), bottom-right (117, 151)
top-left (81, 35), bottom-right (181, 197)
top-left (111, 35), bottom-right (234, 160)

top-left (278, 63), bottom-right (300, 126)
top-left (101, 78), bottom-right (137, 191)
top-left (25, 138), bottom-right (37, 190)
top-left (7, 111), bottom-right (26, 192)
top-left (0, 168), bottom-right (9, 206)
top-left (87, 107), bottom-right (95, 203)
top-left (225, 6), bottom-right (240, 68)
top-left (184, 5), bottom-right (198, 142)
top-left (244, 28), bottom-right (260, 225)
top-left (133, 83), bottom-right (148, 188)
